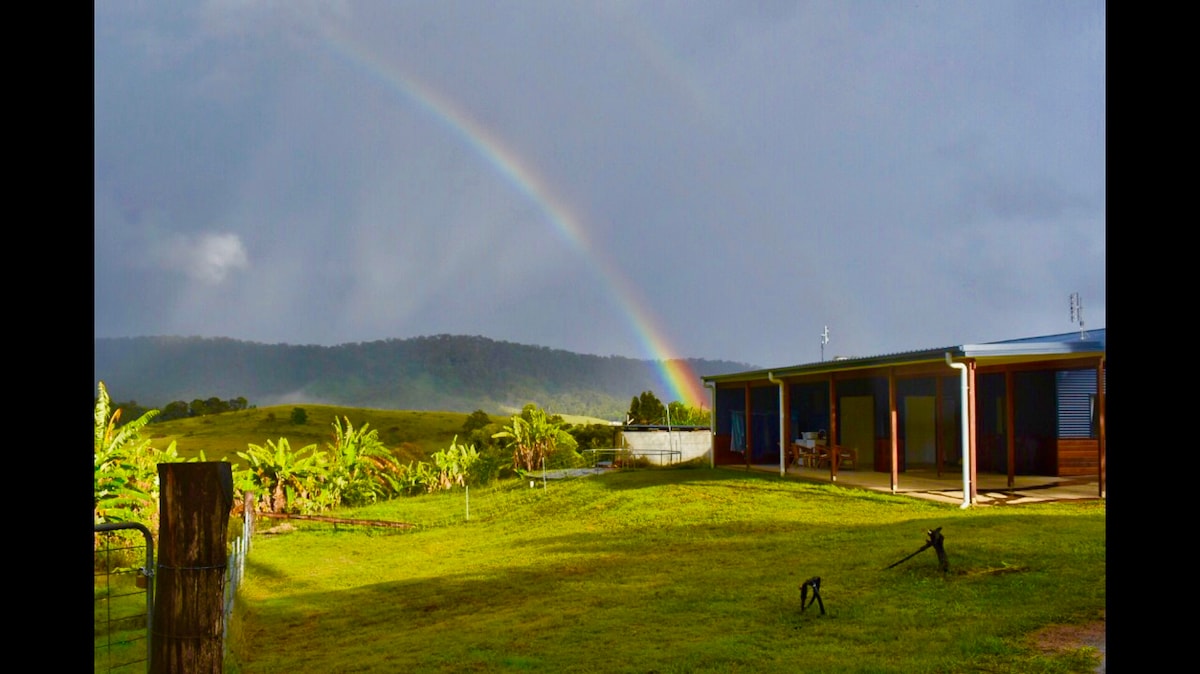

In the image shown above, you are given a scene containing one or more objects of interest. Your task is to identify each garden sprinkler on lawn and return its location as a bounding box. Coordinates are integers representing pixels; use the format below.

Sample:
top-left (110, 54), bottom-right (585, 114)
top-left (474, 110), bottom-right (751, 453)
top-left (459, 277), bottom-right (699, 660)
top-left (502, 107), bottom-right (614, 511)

top-left (885, 527), bottom-right (949, 573)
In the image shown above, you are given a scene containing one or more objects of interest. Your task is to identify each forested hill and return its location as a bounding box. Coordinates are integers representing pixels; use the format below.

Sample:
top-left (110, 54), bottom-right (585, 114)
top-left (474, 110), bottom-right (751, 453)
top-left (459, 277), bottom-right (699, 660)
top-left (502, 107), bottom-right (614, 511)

top-left (94, 335), bottom-right (756, 420)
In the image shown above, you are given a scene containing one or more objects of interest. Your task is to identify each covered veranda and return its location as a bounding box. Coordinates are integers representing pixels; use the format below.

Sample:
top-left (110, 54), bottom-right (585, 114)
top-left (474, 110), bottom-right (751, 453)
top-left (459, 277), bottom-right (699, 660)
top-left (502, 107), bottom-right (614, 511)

top-left (741, 462), bottom-right (1103, 506)
top-left (702, 330), bottom-right (1106, 507)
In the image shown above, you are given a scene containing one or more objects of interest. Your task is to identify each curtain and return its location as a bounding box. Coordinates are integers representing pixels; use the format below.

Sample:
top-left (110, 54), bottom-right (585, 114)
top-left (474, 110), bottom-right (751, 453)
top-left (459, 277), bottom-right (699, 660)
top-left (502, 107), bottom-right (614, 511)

top-left (730, 410), bottom-right (745, 453)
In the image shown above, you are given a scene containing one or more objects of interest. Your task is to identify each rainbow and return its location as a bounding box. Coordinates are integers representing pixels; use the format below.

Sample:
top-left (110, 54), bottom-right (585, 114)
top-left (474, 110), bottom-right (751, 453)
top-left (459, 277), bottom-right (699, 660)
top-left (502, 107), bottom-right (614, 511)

top-left (317, 27), bottom-right (708, 409)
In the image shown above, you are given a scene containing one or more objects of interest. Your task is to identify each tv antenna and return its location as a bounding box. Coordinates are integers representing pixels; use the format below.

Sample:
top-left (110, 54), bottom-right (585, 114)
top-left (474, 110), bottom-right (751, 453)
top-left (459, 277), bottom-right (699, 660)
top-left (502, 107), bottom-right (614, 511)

top-left (1069, 293), bottom-right (1088, 340)
top-left (820, 325), bottom-right (830, 362)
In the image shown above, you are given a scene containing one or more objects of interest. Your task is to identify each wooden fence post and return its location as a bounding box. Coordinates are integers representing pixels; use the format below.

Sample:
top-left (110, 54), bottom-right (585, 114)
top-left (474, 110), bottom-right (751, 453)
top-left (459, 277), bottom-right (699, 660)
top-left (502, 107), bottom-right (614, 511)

top-left (151, 461), bottom-right (234, 674)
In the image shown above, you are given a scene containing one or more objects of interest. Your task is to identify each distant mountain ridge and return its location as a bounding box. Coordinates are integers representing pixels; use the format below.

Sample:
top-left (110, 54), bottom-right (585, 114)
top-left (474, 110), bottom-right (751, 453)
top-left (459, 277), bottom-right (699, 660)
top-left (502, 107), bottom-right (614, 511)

top-left (94, 335), bottom-right (756, 420)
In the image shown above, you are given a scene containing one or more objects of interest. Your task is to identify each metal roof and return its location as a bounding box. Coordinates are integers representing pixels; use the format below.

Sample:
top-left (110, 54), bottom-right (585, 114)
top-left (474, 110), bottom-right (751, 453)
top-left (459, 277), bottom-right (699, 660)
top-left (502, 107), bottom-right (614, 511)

top-left (701, 328), bottom-right (1105, 384)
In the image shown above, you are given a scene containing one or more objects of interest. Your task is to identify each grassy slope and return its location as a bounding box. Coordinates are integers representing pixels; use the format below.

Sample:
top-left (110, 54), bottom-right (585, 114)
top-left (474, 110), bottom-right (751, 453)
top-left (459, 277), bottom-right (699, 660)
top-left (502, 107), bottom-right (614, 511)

top-left (145, 405), bottom-right (609, 463)
top-left (228, 467), bottom-right (1105, 673)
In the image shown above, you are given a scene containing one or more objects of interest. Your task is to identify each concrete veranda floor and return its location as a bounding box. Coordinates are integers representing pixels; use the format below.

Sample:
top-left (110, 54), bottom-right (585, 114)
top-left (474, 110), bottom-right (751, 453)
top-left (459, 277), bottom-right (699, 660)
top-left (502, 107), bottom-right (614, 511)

top-left (741, 462), bottom-right (1105, 506)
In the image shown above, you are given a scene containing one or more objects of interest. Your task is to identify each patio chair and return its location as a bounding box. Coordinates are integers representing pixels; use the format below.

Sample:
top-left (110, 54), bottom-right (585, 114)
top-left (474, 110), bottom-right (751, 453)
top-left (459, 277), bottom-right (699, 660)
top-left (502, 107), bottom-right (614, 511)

top-left (817, 445), bottom-right (856, 470)
top-left (815, 447), bottom-right (832, 469)
top-left (837, 446), bottom-right (856, 470)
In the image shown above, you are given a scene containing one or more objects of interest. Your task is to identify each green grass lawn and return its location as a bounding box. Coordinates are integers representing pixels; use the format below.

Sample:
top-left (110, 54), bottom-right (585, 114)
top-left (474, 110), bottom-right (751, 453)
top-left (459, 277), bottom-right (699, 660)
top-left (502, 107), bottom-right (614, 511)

top-left (227, 466), bottom-right (1105, 673)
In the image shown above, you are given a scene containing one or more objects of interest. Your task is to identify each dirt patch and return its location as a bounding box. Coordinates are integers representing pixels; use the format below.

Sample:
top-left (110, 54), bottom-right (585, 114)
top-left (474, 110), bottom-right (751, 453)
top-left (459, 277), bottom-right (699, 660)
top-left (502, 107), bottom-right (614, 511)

top-left (1030, 616), bottom-right (1105, 673)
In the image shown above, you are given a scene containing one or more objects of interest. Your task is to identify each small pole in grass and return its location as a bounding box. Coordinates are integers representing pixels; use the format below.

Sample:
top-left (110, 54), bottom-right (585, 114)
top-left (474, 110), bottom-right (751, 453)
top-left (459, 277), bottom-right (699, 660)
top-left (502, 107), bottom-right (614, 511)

top-left (799, 576), bottom-right (825, 615)
top-left (465, 485), bottom-right (469, 521)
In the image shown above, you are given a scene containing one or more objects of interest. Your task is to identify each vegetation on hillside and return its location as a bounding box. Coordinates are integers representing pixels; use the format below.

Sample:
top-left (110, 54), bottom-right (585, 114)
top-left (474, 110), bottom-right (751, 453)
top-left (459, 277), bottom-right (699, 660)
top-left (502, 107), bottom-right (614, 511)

top-left (108, 395), bottom-right (251, 426)
top-left (95, 334), bottom-right (753, 418)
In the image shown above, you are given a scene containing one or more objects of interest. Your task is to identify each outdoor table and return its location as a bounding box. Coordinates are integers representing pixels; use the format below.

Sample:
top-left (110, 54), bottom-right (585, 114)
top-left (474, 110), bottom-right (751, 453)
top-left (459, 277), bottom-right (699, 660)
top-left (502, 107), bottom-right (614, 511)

top-left (793, 439), bottom-right (823, 467)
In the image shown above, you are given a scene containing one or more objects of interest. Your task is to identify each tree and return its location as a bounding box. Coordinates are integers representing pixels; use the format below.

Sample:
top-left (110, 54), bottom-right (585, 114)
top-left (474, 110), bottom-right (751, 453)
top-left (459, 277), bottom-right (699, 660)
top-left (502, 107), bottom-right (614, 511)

top-left (568, 423), bottom-right (620, 450)
top-left (667, 400), bottom-right (709, 426)
top-left (461, 409), bottom-right (493, 435)
top-left (159, 400), bottom-right (191, 422)
top-left (628, 391), bottom-right (666, 425)
top-left (290, 407), bottom-right (308, 425)
top-left (189, 398), bottom-right (209, 417)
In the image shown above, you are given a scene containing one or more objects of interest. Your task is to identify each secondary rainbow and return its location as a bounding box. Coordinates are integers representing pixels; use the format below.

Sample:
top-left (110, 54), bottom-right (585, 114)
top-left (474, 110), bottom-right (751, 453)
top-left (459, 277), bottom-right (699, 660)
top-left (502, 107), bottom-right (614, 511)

top-left (319, 28), bottom-right (708, 409)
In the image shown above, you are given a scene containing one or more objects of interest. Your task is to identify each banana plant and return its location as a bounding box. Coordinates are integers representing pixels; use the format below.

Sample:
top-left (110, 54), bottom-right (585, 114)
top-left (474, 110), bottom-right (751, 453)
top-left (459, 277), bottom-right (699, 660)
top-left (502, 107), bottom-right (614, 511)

top-left (94, 381), bottom-right (166, 526)
top-left (492, 405), bottom-right (572, 472)
top-left (430, 436), bottom-right (480, 490)
top-left (236, 438), bottom-right (326, 513)
top-left (326, 416), bottom-right (404, 505)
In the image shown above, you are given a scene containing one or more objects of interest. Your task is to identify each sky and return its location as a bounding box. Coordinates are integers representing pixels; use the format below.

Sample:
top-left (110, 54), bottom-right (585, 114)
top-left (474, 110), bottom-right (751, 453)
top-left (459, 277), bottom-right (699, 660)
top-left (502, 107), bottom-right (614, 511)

top-left (95, 1), bottom-right (1105, 376)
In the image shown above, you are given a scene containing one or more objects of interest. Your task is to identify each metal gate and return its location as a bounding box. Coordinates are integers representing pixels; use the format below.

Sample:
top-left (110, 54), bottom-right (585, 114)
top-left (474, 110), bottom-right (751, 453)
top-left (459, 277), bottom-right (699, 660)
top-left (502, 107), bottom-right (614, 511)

top-left (94, 522), bottom-right (155, 673)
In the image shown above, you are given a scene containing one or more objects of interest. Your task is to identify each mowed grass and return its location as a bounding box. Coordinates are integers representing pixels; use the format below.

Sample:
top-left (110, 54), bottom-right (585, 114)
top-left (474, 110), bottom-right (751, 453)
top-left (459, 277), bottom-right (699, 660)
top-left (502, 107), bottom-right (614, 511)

top-left (145, 405), bottom-right (610, 464)
top-left (227, 466), bottom-right (1105, 673)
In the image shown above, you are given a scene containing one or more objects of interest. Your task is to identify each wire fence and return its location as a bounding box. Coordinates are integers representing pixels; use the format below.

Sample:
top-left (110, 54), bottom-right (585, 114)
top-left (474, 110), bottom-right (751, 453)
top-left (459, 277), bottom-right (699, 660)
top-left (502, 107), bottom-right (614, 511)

top-left (286, 459), bottom-right (683, 532)
top-left (93, 522), bottom-right (155, 674)
top-left (224, 502), bottom-right (253, 661)
top-left (95, 507), bottom-right (252, 673)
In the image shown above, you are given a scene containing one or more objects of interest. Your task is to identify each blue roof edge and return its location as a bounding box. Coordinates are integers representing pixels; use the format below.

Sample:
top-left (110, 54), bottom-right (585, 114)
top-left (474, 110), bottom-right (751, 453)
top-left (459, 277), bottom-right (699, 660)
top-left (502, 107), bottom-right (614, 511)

top-left (701, 328), bottom-right (1105, 382)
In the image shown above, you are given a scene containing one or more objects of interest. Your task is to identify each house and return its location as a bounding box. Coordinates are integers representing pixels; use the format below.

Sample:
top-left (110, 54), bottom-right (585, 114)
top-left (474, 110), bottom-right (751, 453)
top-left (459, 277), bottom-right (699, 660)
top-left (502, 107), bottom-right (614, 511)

top-left (700, 329), bottom-right (1106, 504)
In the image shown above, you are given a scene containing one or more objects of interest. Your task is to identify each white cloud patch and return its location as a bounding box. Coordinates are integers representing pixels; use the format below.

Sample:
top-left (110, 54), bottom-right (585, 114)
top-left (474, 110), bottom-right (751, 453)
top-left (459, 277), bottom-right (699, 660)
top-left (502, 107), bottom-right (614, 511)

top-left (156, 232), bottom-right (250, 284)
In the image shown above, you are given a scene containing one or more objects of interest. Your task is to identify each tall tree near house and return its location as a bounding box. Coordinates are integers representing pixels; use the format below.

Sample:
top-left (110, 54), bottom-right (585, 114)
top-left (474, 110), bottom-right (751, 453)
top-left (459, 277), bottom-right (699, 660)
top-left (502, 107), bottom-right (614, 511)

top-left (628, 390), bottom-right (666, 425)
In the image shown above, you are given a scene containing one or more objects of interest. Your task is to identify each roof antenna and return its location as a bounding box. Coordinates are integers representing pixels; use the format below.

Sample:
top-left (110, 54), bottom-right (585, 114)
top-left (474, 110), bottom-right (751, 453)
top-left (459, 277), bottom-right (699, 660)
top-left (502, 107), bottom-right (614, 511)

top-left (1069, 292), bottom-right (1088, 340)
top-left (820, 325), bottom-right (830, 362)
